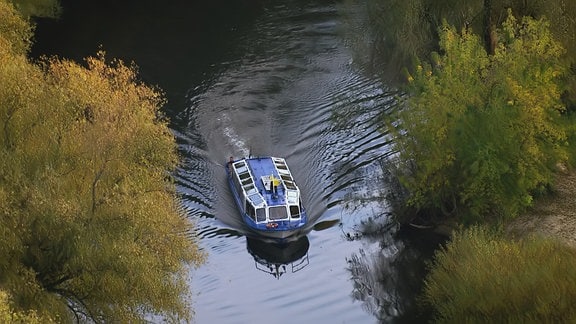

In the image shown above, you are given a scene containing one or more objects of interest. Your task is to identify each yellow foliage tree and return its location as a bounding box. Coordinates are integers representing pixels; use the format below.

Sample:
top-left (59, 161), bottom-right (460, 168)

top-left (0, 0), bottom-right (204, 322)
top-left (0, 0), bottom-right (33, 54)
top-left (0, 290), bottom-right (56, 323)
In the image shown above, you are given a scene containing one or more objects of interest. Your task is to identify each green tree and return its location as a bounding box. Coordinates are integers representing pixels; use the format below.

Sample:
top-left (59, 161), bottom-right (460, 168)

top-left (344, 0), bottom-right (576, 87)
top-left (422, 226), bottom-right (576, 323)
top-left (0, 0), bottom-right (204, 322)
top-left (387, 12), bottom-right (568, 223)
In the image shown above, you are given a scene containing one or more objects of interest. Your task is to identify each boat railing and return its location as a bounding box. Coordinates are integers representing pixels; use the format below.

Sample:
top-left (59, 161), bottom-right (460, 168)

top-left (233, 160), bottom-right (266, 208)
top-left (272, 157), bottom-right (300, 194)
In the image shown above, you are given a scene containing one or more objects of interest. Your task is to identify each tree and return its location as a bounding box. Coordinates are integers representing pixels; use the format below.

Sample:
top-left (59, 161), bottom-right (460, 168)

top-left (0, 0), bottom-right (34, 54)
top-left (340, 0), bottom-right (437, 83)
top-left (343, 0), bottom-right (576, 88)
top-left (422, 226), bottom-right (576, 323)
top-left (387, 12), bottom-right (568, 223)
top-left (0, 0), bottom-right (204, 321)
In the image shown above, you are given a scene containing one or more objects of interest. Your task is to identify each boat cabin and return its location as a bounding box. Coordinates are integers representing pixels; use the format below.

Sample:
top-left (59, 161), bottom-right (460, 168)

top-left (229, 157), bottom-right (303, 225)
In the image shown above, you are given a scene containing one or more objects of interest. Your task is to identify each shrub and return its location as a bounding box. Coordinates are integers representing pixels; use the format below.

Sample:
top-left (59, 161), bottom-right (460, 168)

top-left (422, 226), bottom-right (576, 323)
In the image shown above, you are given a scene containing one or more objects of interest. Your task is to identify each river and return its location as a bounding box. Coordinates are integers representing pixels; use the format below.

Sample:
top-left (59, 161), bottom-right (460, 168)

top-left (32, 0), bottom-right (444, 323)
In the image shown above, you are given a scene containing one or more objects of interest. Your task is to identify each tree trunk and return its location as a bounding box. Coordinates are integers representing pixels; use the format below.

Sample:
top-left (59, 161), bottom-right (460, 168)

top-left (484, 0), bottom-right (496, 54)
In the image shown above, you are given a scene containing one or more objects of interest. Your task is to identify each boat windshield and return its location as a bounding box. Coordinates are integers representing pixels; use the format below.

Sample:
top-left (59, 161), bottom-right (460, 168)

top-left (289, 205), bottom-right (300, 218)
top-left (269, 206), bottom-right (288, 220)
top-left (256, 208), bottom-right (266, 222)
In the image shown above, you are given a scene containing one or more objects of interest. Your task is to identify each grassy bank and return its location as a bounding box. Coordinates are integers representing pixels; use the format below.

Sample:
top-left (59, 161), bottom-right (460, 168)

top-left (507, 170), bottom-right (576, 249)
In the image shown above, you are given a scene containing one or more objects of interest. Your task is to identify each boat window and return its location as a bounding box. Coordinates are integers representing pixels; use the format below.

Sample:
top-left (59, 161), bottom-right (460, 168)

top-left (286, 191), bottom-right (298, 204)
top-left (249, 193), bottom-right (264, 206)
top-left (269, 206), bottom-right (288, 220)
top-left (284, 181), bottom-right (297, 190)
top-left (256, 208), bottom-right (266, 222)
top-left (235, 165), bottom-right (248, 174)
top-left (233, 176), bottom-right (242, 195)
top-left (246, 203), bottom-right (256, 221)
top-left (239, 172), bottom-right (251, 180)
top-left (289, 205), bottom-right (300, 218)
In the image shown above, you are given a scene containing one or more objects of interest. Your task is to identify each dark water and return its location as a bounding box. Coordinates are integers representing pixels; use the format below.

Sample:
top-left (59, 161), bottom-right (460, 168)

top-left (32, 1), bottom-right (444, 323)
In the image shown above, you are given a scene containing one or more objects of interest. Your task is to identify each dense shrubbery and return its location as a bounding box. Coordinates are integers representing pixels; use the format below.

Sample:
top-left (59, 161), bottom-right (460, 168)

top-left (387, 12), bottom-right (571, 223)
top-left (422, 226), bottom-right (576, 323)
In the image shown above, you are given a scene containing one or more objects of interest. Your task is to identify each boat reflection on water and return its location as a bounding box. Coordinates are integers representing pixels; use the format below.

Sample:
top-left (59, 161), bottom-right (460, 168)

top-left (246, 235), bottom-right (310, 279)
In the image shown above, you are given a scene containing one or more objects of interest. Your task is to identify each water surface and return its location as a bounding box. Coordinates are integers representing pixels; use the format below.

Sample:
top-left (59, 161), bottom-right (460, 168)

top-left (32, 1), bottom-right (443, 323)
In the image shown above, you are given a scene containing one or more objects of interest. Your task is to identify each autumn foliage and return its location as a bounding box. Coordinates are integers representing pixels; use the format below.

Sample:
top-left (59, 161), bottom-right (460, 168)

top-left (0, 0), bottom-right (203, 322)
top-left (388, 12), bottom-right (570, 223)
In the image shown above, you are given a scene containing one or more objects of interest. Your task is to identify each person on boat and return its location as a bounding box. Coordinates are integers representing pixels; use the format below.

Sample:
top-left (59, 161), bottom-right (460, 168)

top-left (228, 156), bottom-right (234, 172)
top-left (271, 174), bottom-right (280, 198)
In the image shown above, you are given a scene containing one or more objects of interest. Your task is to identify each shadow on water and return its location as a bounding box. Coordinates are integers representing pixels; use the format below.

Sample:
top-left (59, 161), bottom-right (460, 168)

top-left (246, 235), bottom-right (310, 280)
top-left (32, 0), bottom-right (265, 111)
top-left (345, 215), bottom-right (448, 323)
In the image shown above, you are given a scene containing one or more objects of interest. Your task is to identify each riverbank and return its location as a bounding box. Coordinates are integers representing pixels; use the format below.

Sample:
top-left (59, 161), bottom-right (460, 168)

top-left (507, 169), bottom-right (576, 248)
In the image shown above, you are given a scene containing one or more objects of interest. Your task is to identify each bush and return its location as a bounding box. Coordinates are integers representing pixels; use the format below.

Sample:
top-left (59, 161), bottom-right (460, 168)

top-left (387, 13), bottom-right (569, 223)
top-left (422, 226), bottom-right (576, 323)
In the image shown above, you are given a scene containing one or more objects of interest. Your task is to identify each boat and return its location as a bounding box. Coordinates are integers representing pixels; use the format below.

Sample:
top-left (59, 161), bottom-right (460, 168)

top-left (226, 156), bottom-right (308, 240)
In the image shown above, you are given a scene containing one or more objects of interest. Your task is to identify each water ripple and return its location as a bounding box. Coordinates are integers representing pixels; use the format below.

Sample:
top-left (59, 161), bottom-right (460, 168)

top-left (171, 2), bottom-right (409, 323)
